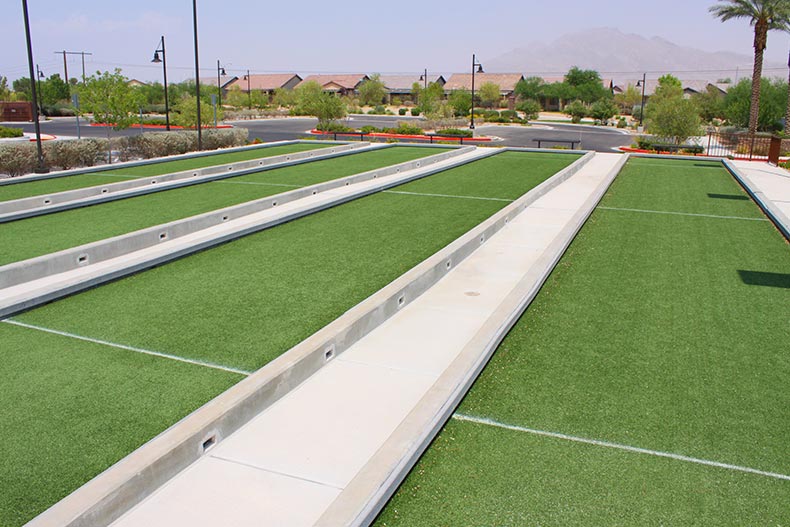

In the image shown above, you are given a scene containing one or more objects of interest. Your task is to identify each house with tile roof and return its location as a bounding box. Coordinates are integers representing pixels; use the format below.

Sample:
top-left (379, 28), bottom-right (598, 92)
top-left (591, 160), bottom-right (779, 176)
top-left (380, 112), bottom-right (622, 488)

top-left (225, 74), bottom-right (302, 96)
top-left (295, 74), bottom-right (369, 96)
top-left (443, 73), bottom-right (525, 109)
top-left (199, 75), bottom-right (240, 93)
top-left (379, 74), bottom-right (446, 102)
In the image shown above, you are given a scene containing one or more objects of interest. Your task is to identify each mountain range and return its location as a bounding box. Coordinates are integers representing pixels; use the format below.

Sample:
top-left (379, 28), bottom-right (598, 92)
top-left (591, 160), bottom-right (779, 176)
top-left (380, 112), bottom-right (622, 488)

top-left (486, 28), bottom-right (786, 82)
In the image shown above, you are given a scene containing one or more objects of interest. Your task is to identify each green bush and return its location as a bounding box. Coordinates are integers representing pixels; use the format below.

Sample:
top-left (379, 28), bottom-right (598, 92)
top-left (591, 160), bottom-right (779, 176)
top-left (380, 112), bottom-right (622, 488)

top-left (368, 105), bottom-right (386, 115)
top-left (398, 108), bottom-right (407, 115)
top-left (392, 123), bottom-right (423, 135)
top-left (437, 128), bottom-right (473, 138)
top-left (617, 117), bottom-right (627, 128)
top-left (316, 122), bottom-right (353, 133)
top-left (410, 108), bottom-right (421, 116)
top-left (142, 104), bottom-right (167, 114)
top-left (42, 103), bottom-right (77, 117)
top-left (681, 145), bottom-right (705, 154)
top-left (500, 110), bottom-right (518, 120)
top-left (515, 99), bottom-right (541, 120)
top-left (635, 136), bottom-right (654, 150)
top-left (0, 142), bottom-right (38, 176)
top-left (0, 126), bottom-right (24, 138)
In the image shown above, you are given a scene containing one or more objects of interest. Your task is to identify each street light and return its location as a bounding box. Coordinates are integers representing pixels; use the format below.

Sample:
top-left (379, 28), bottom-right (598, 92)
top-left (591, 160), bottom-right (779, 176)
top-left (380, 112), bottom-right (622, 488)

top-left (151, 36), bottom-right (171, 131)
top-left (636, 73), bottom-right (647, 128)
top-left (22, 0), bottom-right (47, 173)
top-left (419, 68), bottom-right (427, 90)
top-left (36, 65), bottom-right (44, 117)
top-left (217, 60), bottom-right (226, 110)
top-left (470, 54), bottom-right (484, 130)
top-left (245, 69), bottom-right (252, 110)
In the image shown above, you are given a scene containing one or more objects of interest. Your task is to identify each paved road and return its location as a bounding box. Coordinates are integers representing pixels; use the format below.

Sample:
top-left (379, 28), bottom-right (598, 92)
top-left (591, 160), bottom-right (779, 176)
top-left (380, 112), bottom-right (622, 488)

top-left (5, 116), bottom-right (633, 153)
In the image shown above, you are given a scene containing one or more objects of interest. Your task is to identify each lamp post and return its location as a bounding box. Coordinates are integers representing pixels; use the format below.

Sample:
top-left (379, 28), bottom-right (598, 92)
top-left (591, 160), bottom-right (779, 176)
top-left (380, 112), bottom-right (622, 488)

top-left (470, 54), bottom-right (484, 130)
top-left (419, 68), bottom-right (427, 90)
top-left (22, 0), bottom-right (47, 173)
top-left (217, 60), bottom-right (226, 110)
top-left (637, 73), bottom-right (647, 129)
top-left (192, 0), bottom-right (202, 150)
top-left (151, 36), bottom-right (170, 131)
top-left (246, 69), bottom-right (252, 110)
top-left (36, 65), bottom-right (44, 117)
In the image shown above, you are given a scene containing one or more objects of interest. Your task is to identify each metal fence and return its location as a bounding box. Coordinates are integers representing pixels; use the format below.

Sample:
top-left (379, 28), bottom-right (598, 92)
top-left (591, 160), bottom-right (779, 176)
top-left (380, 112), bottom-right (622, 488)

top-left (704, 131), bottom-right (776, 161)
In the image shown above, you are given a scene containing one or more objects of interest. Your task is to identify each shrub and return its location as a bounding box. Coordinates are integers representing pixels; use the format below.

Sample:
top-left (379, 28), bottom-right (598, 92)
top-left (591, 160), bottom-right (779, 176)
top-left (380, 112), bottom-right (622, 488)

top-left (635, 136), bottom-right (654, 150)
top-left (316, 121), bottom-right (353, 133)
top-left (515, 99), bottom-right (541, 121)
top-left (410, 108), bottom-right (421, 116)
top-left (42, 103), bottom-right (76, 117)
top-left (393, 123), bottom-right (423, 135)
top-left (437, 128), bottom-right (473, 138)
top-left (0, 142), bottom-right (39, 176)
top-left (368, 105), bottom-right (386, 115)
top-left (617, 117), bottom-right (627, 128)
top-left (0, 126), bottom-right (24, 138)
top-left (44, 139), bottom-right (107, 170)
top-left (398, 108), bottom-right (407, 115)
top-left (500, 110), bottom-right (518, 120)
top-left (564, 100), bottom-right (588, 124)
top-left (360, 125), bottom-right (381, 134)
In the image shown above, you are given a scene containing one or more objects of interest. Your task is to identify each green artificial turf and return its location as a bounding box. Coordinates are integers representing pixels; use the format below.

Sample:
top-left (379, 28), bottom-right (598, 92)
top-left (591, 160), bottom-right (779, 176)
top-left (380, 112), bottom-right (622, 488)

top-left (375, 158), bottom-right (790, 525)
top-left (0, 146), bottom-right (441, 265)
top-left (0, 142), bottom-right (327, 203)
top-left (3, 150), bottom-right (575, 525)
top-left (0, 322), bottom-right (241, 527)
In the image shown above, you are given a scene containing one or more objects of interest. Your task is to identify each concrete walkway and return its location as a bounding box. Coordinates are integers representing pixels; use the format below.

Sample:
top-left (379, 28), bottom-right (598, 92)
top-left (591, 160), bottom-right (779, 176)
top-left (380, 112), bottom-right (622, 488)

top-left (110, 153), bottom-right (625, 527)
top-left (731, 161), bottom-right (790, 237)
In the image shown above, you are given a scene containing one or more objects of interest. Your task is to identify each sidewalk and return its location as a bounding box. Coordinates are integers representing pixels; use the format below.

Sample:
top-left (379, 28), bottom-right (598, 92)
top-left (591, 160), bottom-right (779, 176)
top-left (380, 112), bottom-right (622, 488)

top-left (109, 153), bottom-right (625, 527)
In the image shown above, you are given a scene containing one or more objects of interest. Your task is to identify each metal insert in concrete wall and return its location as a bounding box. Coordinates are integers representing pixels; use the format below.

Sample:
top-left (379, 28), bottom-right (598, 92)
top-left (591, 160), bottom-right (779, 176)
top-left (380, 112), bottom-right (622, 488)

top-left (25, 150), bottom-right (595, 527)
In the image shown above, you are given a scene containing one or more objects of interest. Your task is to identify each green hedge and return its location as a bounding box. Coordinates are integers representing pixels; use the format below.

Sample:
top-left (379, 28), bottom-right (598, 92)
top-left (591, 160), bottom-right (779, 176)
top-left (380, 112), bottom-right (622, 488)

top-left (0, 126), bottom-right (24, 138)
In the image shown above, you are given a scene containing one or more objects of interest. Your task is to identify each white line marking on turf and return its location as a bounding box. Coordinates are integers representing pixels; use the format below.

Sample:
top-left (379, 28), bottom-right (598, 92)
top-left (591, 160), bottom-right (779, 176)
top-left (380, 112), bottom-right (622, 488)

top-left (3, 319), bottom-right (251, 376)
top-left (384, 190), bottom-right (513, 203)
top-left (598, 206), bottom-right (768, 222)
top-left (214, 180), bottom-right (302, 188)
top-left (454, 414), bottom-right (790, 481)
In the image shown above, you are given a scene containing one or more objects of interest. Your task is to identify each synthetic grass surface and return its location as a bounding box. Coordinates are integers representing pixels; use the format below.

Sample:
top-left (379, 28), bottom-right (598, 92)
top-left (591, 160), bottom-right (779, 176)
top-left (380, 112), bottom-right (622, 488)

top-left (0, 142), bottom-right (327, 203)
top-left (3, 150), bottom-right (575, 525)
top-left (0, 322), bottom-right (241, 527)
top-left (0, 146), bottom-right (440, 265)
top-left (375, 158), bottom-right (790, 526)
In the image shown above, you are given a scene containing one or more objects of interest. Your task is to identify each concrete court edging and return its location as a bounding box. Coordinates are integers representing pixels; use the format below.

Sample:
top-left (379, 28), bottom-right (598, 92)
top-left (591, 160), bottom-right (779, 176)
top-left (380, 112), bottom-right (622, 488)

top-left (0, 142), bottom-right (383, 221)
top-left (0, 139), bottom-right (343, 186)
top-left (722, 160), bottom-right (790, 241)
top-left (0, 146), bottom-right (475, 299)
top-left (318, 152), bottom-right (630, 527)
top-left (25, 150), bottom-right (595, 527)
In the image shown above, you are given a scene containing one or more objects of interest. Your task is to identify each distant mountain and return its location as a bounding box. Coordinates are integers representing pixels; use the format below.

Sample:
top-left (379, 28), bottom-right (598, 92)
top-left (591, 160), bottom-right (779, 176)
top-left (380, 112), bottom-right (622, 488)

top-left (486, 28), bottom-right (785, 82)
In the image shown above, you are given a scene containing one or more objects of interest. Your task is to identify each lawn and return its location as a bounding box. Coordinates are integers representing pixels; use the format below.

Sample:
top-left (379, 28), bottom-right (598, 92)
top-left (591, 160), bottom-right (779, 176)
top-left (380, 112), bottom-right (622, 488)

top-left (375, 157), bottom-right (790, 526)
top-left (0, 142), bottom-right (328, 203)
top-left (0, 146), bottom-right (441, 265)
top-left (1, 151), bottom-right (576, 525)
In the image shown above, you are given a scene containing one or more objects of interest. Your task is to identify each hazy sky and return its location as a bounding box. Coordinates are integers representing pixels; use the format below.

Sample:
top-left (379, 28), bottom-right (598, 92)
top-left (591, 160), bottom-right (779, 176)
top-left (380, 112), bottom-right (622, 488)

top-left (3, 0), bottom-right (790, 83)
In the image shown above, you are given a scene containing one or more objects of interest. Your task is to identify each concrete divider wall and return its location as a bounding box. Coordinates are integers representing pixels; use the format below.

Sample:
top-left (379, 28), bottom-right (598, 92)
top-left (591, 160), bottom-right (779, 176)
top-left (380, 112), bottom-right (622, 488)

top-left (0, 143), bottom-right (375, 218)
top-left (0, 146), bottom-right (475, 292)
top-left (26, 149), bottom-right (595, 527)
top-left (723, 160), bottom-right (790, 241)
top-left (0, 139), bottom-right (358, 187)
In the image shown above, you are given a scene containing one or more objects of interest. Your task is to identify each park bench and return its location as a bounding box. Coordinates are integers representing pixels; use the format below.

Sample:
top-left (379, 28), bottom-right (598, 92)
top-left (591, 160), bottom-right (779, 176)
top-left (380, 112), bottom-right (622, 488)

top-left (532, 138), bottom-right (581, 150)
top-left (327, 131), bottom-right (370, 141)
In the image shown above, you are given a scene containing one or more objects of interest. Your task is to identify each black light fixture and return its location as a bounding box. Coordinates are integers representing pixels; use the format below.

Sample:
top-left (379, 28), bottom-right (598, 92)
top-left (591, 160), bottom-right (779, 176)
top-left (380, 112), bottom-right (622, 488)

top-left (636, 73), bottom-right (647, 128)
top-left (419, 68), bottom-right (427, 90)
top-left (36, 64), bottom-right (44, 117)
top-left (217, 60), bottom-right (226, 109)
top-left (470, 54), bottom-right (484, 130)
top-left (192, 0), bottom-right (202, 150)
top-left (22, 0), bottom-right (47, 173)
top-left (151, 36), bottom-right (171, 131)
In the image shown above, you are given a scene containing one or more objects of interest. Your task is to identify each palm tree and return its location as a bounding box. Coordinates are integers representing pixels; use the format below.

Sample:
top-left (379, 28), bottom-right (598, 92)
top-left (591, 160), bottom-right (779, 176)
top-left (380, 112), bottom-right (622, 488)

top-left (710, 0), bottom-right (790, 135)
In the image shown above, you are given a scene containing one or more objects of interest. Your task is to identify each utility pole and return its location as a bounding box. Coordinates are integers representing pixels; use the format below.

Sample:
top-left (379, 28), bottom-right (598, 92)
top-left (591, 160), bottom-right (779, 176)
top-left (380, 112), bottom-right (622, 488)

top-left (22, 0), bottom-right (48, 173)
top-left (53, 50), bottom-right (93, 85)
top-left (192, 0), bottom-right (202, 150)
